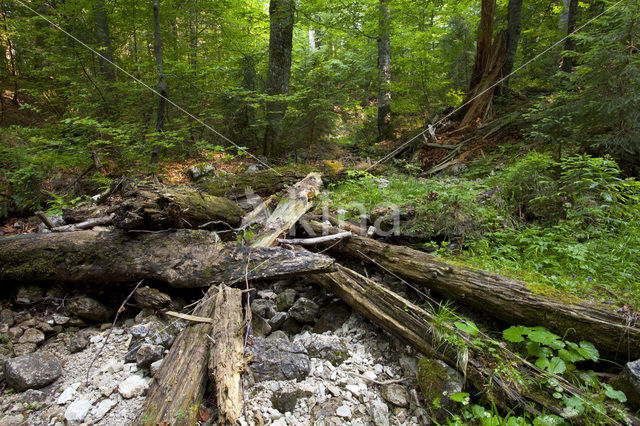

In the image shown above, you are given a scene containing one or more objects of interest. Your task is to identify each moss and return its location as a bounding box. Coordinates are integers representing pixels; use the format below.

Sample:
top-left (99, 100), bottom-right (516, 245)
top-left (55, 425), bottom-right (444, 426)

top-left (525, 281), bottom-right (583, 305)
top-left (417, 357), bottom-right (448, 404)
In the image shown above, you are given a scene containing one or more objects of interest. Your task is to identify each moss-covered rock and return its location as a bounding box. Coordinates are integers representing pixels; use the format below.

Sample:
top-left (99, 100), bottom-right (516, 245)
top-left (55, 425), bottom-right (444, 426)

top-left (417, 357), bottom-right (464, 421)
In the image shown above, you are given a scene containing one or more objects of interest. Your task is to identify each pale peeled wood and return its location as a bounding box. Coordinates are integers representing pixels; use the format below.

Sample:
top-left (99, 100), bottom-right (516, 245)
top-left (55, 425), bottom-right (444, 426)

top-left (308, 221), bottom-right (640, 361)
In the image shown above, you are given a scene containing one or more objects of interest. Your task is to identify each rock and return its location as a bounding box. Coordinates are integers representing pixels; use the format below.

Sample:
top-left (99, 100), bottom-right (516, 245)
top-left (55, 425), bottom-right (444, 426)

top-left (67, 296), bottom-right (112, 322)
top-left (280, 318), bottom-right (302, 335)
top-left (12, 343), bottom-right (37, 356)
top-left (314, 301), bottom-right (351, 333)
top-left (399, 356), bottom-right (419, 379)
top-left (22, 388), bottom-right (46, 402)
top-left (251, 299), bottom-right (277, 319)
top-left (92, 398), bottom-right (117, 420)
top-left (245, 338), bottom-right (310, 382)
top-left (125, 317), bottom-right (180, 362)
top-left (64, 399), bottom-right (91, 423)
top-left (336, 405), bottom-right (352, 417)
top-left (136, 343), bottom-right (164, 369)
top-left (187, 163), bottom-right (216, 180)
top-left (303, 335), bottom-right (349, 366)
top-left (4, 352), bottom-right (63, 391)
top-left (615, 359), bottom-right (640, 408)
top-left (257, 290), bottom-right (277, 300)
top-left (133, 286), bottom-right (173, 310)
top-left (267, 330), bottom-right (289, 341)
top-left (67, 331), bottom-right (89, 354)
top-left (288, 297), bottom-right (319, 324)
top-left (268, 312), bottom-right (288, 330)
top-left (369, 398), bottom-right (389, 426)
top-left (271, 391), bottom-right (309, 414)
top-left (276, 289), bottom-right (297, 312)
top-left (118, 375), bottom-right (149, 398)
top-left (252, 315), bottom-right (272, 338)
top-left (52, 314), bottom-right (70, 325)
top-left (15, 285), bottom-right (44, 304)
top-left (381, 384), bottom-right (409, 408)
top-left (7, 326), bottom-right (23, 341)
top-left (18, 328), bottom-right (45, 344)
top-left (57, 383), bottom-right (80, 404)
top-left (0, 414), bottom-right (25, 426)
top-left (150, 359), bottom-right (163, 377)
top-left (100, 323), bottom-right (111, 331)
top-left (37, 321), bottom-right (54, 333)
top-left (417, 358), bottom-right (464, 420)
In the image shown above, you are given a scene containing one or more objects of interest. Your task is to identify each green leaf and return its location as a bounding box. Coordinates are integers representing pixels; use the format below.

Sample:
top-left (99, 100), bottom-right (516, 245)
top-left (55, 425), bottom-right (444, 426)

top-left (535, 357), bottom-right (550, 370)
top-left (547, 357), bottom-right (566, 374)
top-left (454, 320), bottom-right (479, 336)
top-left (503, 326), bottom-right (529, 343)
top-left (558, 348), bottom-right (583, 363)
top-left (528, 327), bottom-right (565, 349)
top-left (604, 384), bottom-right (627, 402)
top-left (577, 341), bottom-right (599, 361)
top-left (449, 392), bottom-right (470, 402)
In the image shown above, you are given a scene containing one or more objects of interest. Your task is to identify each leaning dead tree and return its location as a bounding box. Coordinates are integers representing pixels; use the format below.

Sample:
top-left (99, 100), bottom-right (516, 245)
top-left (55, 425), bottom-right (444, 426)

top-left (136, 173), bottom-right (325, 425)
top-left (307, 221), bottom-right (640, 361)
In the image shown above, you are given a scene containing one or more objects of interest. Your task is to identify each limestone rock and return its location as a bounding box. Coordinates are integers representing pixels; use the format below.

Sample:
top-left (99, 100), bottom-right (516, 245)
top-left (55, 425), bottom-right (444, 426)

top-left (118, 375), bottom-right (149, 398)
top-left (15, 285), bottom-right (44, 305)
top-left (4, 352), bottom-right (63, 391)
top-left (18, 328), bottom-right (45, 344)
top-left (64, 399), bottom-right (91, 423)
top-left (276, 288), bottom-right (296, 312)
top-left (381, 384), bottom-right (409, 408)
top-left (245, 338), bottom-right (310, 382)
top-left (252, 315), bottom-right (272, 338)
top-left (616, 359), bottom-right (640, 408)
top-left (67, 296), bottom-right (112, 322)
top-left (135, 344), bottom-right (164, 369)
top-left (251, 299), bottom-right (277, 319)
top-left (288, 297), bottom-right (319, 324)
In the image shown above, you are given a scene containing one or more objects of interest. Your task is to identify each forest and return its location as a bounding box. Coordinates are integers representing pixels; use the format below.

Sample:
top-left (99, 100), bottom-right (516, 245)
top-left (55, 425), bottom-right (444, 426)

top-left (0, 0), bottom-right (640, 424)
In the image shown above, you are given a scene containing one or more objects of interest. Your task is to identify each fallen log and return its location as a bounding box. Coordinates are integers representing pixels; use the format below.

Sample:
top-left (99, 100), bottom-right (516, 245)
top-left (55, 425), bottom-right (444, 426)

top-left (0, 229), bottom-right (334, 288)
top-left (208, 285), bottom-right (244, 425)
top-left (310, 265), bottom-right (635, 423)
top-left (307, 221), bottom-right (640, 360)
top-left (51, 214), bottom-right (114, 232)
top-left (136, 172), bottom-right (325, 425)
top-left (112, 185), bottom-right (243, 231)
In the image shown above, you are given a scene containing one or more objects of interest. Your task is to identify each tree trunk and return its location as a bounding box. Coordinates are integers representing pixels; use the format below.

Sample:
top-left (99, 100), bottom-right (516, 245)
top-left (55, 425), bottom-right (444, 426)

top-left (93, 0), bottom-right (116, 82)
top-left (0, 230), bottom-right (334, 288)
top-left (264, 0), bottom-right (295, 157)
top-left (307, 222), bottom-right (640, 360)
top-left (500, 0), bottom-right (523, 91)
top-left (469, 0), bottom-right (496, 90)
top-left (189, 3), bottom-right (198, 70)
top-left (311, 265), bottom-right (635, 423)
top-left (151, 0), bottom-right (168, 165)
top-left (208, 286), bottom-right (244, 425)
top-left (561, 0), bottom-right (578, 73)
top-left (377, 0), bottom-right (392, 141)
top-left (136, 173), bottom-right (324, 425)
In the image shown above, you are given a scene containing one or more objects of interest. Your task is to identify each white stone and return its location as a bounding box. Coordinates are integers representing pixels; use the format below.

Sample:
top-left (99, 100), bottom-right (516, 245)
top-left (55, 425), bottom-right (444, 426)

top-left (101, 360), bottom-right (124, 374)
top-left (90, 335), bottom-right (104, 344)
top-left (346, 384), bottom-right (360, 396)
top-left (374, 364), bottom-right (384, 374)
top-left (336, 405), bottom-right (351, 417)
top-left (64, 399), bottom-right (91, 423)
top-left (92, 399), bottom-right (117, 420)
top-left (57, 383), bottom-right (80, 405)
top-left (118, 375), bottom-right (149, 399)
top-left (150, 359), bottom-right (163, 376)
top-left (363, 371), bottom-right (377, 381)
top-left (370, 399), bottom-right (389, 426)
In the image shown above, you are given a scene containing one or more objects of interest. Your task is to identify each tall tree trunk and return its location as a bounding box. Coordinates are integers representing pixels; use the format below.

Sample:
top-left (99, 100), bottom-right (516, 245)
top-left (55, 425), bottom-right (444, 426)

top-left (377, 0), bottom-right (392, 141)
top-left (151, 0), bottom-right (168, 165)
top-left (0, 2), bottom-right (19, 105)
top-left (189, 3), bottom-right (198, 70)
top-left (264, 0), bottom-right (295, 157)
top-left (561, 0), bottom-right (578, 72)
top-left (469, 0), bottom-right (496, 91)
top-left (501, 0), bottom-right (523, 91)
top-left (93, 0), bottom-right (116, 82)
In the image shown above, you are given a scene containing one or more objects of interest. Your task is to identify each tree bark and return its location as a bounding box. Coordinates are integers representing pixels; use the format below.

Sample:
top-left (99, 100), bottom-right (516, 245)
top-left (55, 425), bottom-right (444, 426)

top-left (501, 0), bottom-right (523, 91)
top-left (208, 286), bottom-right (244, 425)
top-left (307, 222), bottom-right (640, 360)
top-left (0, 229), bottom-right (334, 288)
top-left (151, 0), bottom-right (168, 165)
top-left (377, 0), bottom-right (392, 141)
top-left (310, 265), bottom-right (635, 423)
top-left (264, 0), bottom-right (295, 157)
top-left (561, 0), bottom-right (578, 73)
top-left (93, 0), bottom-right (116, 82)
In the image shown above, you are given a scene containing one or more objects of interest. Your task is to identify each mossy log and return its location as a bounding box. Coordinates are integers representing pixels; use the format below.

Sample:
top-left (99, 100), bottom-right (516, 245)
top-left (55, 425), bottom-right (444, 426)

top-left (136, 173), bottom-right (326, 425)
top-left (208, 285), bottom-right (244, 425)
top-left (112, 186), bottom-right (243, 230)
top-left (307, 221), bottom-right (640, 361)
top-left (0, 229), bottom-right (334, 288)
top-left (311, 265), bottom-right (633, 423)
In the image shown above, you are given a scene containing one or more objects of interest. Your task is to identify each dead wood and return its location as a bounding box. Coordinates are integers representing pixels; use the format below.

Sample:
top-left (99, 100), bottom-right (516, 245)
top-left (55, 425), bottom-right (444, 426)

top-left (307, 221), bottom-right (640, 361)
top-left (0, 229), bottom-right (334, 288)
top-left (51, 214), bottom-right (114, 232)
top-left (310, 265), bottom-right (633, 424)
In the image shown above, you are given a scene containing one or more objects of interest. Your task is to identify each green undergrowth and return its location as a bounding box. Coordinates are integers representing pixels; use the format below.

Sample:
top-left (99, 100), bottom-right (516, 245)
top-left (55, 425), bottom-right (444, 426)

top-left (324, 153), bottom-right (640, 309)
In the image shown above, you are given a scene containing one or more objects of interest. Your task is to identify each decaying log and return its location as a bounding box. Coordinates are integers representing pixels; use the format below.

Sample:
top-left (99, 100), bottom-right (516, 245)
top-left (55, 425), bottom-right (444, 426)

top-left (208, 285), bottom-right (244, 425)
top-left (311, 265), bottom-right (634, 424)
top-left (136, 173), bottom-right (325, 425)
top-left (35, 211), bottom-right (55, 230)
top-left (112, 186), bottom-right (243, 231)
top-left (51, 214), bottom-right (114, 232)
top-left (278, 231), bottom-right (352, 246)
top-left (308, 221), bottom-right (640, 360)
top-left (0, 229), bottom-right (334, 288)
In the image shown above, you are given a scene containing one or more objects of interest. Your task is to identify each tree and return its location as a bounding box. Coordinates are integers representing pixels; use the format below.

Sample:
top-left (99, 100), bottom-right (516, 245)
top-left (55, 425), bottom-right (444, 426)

top-left (501, 0), bottom-right (523, 91)
top-left (377, 0), bottom-right (392, 140)
top-left (561, 0), bottom-right (578, 72)
top-left (93, 0), bottom-right (116, 82)
top-left (264, 0), bottom-right (295, 157)
top-left (151, 0), bottom-right (168, 165)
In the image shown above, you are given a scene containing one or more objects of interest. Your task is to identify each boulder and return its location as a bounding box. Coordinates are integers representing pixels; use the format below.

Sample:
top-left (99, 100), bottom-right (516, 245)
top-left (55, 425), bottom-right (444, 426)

top-left (64, 399), bottom-right (91, 423)
top-left (251, 299), bottom-right (277, 320)
top-left (380, 384), bottom-right (410, 408)
top-left (4, 352), bottom-right (63, 391)
top-left (18, 328), bottom-right (45, 344)
top-left (288, 297), bottom-right (319, 324)
top-left (133, 286), bottom-right (173, 310)
top-left (252, 315), bottom-right (272, 338)
top-left (245, 338), bottom-right (310, 382)
top-left (135, 344), bottom-right (164, 369)
top-left (15, 285), bottom-right (44, 305)
top-left (118, 375), bottom-right (149, 398)
top-left (276, 289), bottom-right (297, 312)
top-left (615, 359), bottom-right (640, 408)
top-left (67, 296), bottom-right (112, 322)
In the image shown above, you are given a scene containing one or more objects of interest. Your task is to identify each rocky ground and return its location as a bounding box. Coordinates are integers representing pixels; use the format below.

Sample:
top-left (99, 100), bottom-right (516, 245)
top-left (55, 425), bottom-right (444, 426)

top-left (0, 277), bottom-right (465, 425)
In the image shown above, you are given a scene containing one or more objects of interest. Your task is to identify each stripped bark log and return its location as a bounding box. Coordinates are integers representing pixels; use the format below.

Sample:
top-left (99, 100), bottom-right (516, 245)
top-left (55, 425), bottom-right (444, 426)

top-left (208, 285), bottom-right (244, 425)
top-left (307, 221), bottom-right (640, 360)
top-left (135, 173), bottom-right (325, 425)
top-left (51, 214), bottom-right (114, 232)
top-left (0, 229), bottom-right (334, 288)
top-left (310, 265), bottom-right (634, 424)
